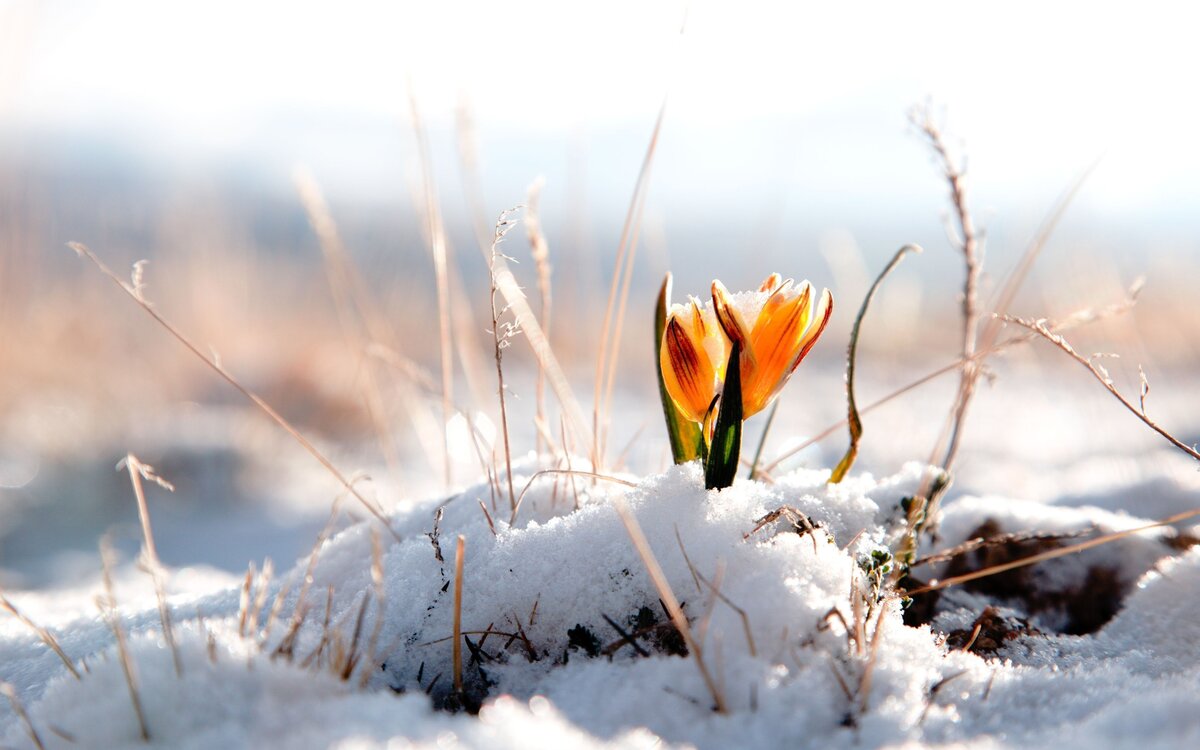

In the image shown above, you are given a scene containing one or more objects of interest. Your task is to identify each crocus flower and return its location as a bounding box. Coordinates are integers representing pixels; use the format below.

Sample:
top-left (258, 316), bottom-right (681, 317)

top-left (660, 273), bottom-right (832, 433)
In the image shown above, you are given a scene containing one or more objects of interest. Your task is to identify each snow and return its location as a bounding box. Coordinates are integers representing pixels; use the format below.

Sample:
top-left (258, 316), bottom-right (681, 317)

top-left (3, 448), bottom-right (1199, 749)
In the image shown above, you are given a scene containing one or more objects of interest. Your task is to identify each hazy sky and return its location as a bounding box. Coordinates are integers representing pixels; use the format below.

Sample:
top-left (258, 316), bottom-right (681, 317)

top-left (3, 0), bottom-right (1199, 286)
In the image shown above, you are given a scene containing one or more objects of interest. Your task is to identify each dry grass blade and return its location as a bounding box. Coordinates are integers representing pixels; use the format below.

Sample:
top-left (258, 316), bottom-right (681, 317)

top-left (0, 592), bottom-right (80, 680)
top-left (763, 282), bottom-right (1143, 476)
top-left (511, 469), bottom-right (638, 525)
top-left (595, 98), bottom-right (669, 468)
top-left (360, 531), bottom-right (387, 687)
top-left (294, 167), bottom-right (404, 481)
top-left (489, 209), bottom-right (523, 513)
top-left (526, 177), bottom-right (554, 456)
top-left (829, 244), bottom-right (922, 483)
top-left (407, 88), bottom-right (457, 488)
top-left (903, 507), bottom-right (1200, 597)
top-left (1, 682), bottom-right (45, 750)
top-left (675, 528), bottom-right (757, 657)
top-left (67, 242), bottom-right (399, 543)
top-left (119, 453), bottom-right (182, 676)
top-left (492, 253), bottom-right (594, 462)
top-left (857, 601), bottom-right (890, 715)
top-left (274, 496), bottom-right (346, 659)
top-left (452, 535), bottom-right (466, 696)
top-left (613, 498), bottom-right (728, 713)
top-left (97, 537), bottom-right (150, 742)
top-left (911, 107), bottom-right (981, 481)
top-left (999, 314), bottom-right (1200, 462)
top-left (916, 137), bottom-right (1099, 527)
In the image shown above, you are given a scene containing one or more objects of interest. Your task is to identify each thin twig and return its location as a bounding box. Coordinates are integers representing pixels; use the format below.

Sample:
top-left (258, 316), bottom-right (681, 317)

top-left (453, 535), bottom-right (466, 696)
top-left (747, 400), bottom-right (779, 480)
top-left (119, 453), bottom-right (182, 676)
top-left (999, 314), bottom-right (1200, 462)
top-left (526, 177), bottom-right (553, 456)
top-left (511, 469), bottom-right (638, 525)
top-left (407, 88), bottom-right (456, 489)
top-left (595, 98), bottom-right (669, 468)
top-left (97, 538), bottom-right (150, 742)
top-left (0, 592), bottom-right (80, 680)
top-left (489, 208), bottom-right (523, 513)
top-left (67, 242), bottom-right (400, 543)
top-left (294, 168), bottom-right (404, 482)
top-left (763, 280), bottom-right (1141, 475)
top-left (829, 244), bottom-right (922, 483)
top-left (1, 682), bottom-right (45, 750)
top-left (902, 507), bottom-right (1200, 597)
top-left (613, 498), bottom-right (727, 713)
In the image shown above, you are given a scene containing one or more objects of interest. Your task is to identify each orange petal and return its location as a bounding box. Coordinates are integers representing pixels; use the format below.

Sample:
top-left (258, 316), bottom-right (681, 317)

top-left (742, 285), bottom-right (812, 416)
top-left (660, 315), bottom-right (716, 424)
top-left (790, 288), bottom-right (833, 373)
top-left (687, 297), bottom-right (707, 340)
top-left (711, 280), bottom-right (750, 353)
top-left (759, 273), bottom-right (783, 293)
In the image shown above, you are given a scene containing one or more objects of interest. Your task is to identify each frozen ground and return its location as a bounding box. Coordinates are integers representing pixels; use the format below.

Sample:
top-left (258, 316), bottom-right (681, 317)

top-left (2, 365), bottom-right (1200, 749)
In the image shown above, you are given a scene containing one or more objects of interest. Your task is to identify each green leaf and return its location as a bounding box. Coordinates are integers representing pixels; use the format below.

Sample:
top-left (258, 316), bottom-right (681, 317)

top-left (655, 273), bottom-right (704, 464)
top-left (705, 341), bottom-right (743, 490)
top-left (830, 244), bottom-right (922, 484)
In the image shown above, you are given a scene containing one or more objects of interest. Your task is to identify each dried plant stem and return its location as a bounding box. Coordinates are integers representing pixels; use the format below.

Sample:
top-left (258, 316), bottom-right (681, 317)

top-left (1, 682), bottom-right (45, 750)
top-left (857, 601), bottom-right (890, 715)
top-left (119, 453), bottom-right (182, 677)
top-left (910, 109), bottom-right (982, 482)
top-left (294, 168), bottom-right (403, 481)
top-left (614, 498), bottom-right (727, 714)
top-left (746, 401), bottom-right (779, 480)
top-left (912, 104), bottom-right (1097, 529)
top-left (274, 495), bottom-right (347, 659)
top-left (829, 244), bottom-right (922, 483)
top-left (526, 177), bottom-right (553, 456)
top-left (407, 88), bottom-right (456, 489)
top-left (0, 592), bottom-right (79, 680)
top-left (675, 528), bottom-right (757, 657)
top-left (492, 244), bottom-right (594, 463)
top-left (452, 535), bottom-right (466, 696)
top-left (762, 282), bottom-right (1141, 476)
top-left (98, 538), bottom-right (150, 742)
top-left (903, 507), bottom-right (1200, 597)
top-left (489, 210), bottom-right (522, 513)
top-left (999, 315), bottom-right (1200, 462)
top-left (594, 99), bottom-right (668, 468)
top-left (67, 242), bottom-right (399, 543)
top-left (511, 469), bottom-right (639, 525)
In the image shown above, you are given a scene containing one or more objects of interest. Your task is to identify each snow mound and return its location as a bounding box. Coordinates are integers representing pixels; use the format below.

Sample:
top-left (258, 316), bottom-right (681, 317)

top-left (4, 460), bottom-right (1200, 749)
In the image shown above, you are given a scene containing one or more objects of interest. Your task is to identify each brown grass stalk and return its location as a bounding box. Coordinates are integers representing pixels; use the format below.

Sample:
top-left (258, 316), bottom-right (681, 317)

top-left (911, 108), bottom-right (981, 476)
top-left (526, 177), bottom-right (553, 456)
top-left (67, 242), bottom-right (399, 543)
top-left (0, 592), bottom-right (80, 680)
top-left (97, 538), bottom-right (150, 742)
top-left (1, 682), bottom-right (45, 750)
top-left (489, 209), bottom-right (523, 513)
top-left (492, 257), bottom-right (593, 462)
top-left (407, 87), bottom-right (457, 488)
top-left (903, 507), bottom-right (1200, 598)
top-left (763, 280), bottom-right (1143, 477)
top-left (359, 531), bottom-right (387, 687)
top-left (999, 314), bottom-right (1200, 462)
top-left (511, 469), bottom-right (639, 525)
top-left (594, 99), bottom-right (668, 468)
top-left (613, 498), bottom-right (727, 713)
top-left (119, 453), bottom-right (182, 676)
top-left (294, 167), bottom-right (404, 481)
top-left (452, 535), bottom-right (466, 696)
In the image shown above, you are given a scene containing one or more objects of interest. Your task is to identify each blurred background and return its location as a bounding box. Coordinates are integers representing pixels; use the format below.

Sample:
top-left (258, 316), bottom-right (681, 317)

top-left (2, 0), bottom-right (1199, 592)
